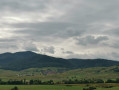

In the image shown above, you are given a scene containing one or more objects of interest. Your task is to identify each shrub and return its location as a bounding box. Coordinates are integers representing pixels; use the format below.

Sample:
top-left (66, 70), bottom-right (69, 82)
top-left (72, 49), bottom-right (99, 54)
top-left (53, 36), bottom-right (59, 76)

top-left (11, 86), bottom-right (18, 90)
top-left (83, 87), bottom-right (96, 90)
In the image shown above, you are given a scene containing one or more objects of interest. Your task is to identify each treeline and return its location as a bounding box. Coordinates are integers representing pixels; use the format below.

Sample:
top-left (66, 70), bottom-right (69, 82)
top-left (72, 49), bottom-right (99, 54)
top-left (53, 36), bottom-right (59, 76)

top-left (59, 78), bottom-right (119, 84)
top-left (0, 79), bottom-right (54, 85)
top-left (0, 78), bottom-right (119, 85)
top-left (60, 79), bottom-right (104, 84)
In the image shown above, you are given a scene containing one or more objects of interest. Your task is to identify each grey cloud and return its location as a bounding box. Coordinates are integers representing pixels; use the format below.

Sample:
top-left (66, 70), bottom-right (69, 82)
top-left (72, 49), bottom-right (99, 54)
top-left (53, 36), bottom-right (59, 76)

top-left (0, 0), bottom-right (119, 60)
top-left (75, 35), bottom-right (109, 46)
top-left (66, 53), bottom-right (91, 59)
top-left (63, 51), bottom-right (74, 54)
top-left (0, 38), bottom-right (18, 49)
top-left (0, 38), bottom-right (39, 52)
top-left (13, 22), bottom-right (73, 30)
top-left (22, 41), bottom-right (39, 51)
top-left (55, 27), bottom-right (86, 38)
top-left (41, 46), bottom-right (55, 54)
top-left (12, 22), bottom-right (86, 39)
top-left (105, 28), bottom-right (119, 36)
top-left (110, 42), bottom-right (119, 49)
top-left (0, 0), bottom-right (49, 12)
top-left (0, 44), bottom-right (18, 49)
top-left (0, 38), bottom-right (16, 42)
top-left (61, 48), bottom-right (74, 54)
top-left (62, 0), bottom-right (119, 23)
top-left (24, 46), bottom-right (39, 52)
top-left (112, 52), bottom-right (119, 59)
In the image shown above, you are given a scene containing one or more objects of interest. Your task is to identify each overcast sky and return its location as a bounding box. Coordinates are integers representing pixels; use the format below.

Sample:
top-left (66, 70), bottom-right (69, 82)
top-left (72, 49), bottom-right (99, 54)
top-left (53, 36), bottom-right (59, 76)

top-left (0, 0), bottom-right (119, 60)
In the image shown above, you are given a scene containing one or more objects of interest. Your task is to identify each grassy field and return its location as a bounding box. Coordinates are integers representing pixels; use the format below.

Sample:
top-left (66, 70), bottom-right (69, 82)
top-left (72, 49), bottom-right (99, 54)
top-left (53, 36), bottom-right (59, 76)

top-left (0, 66), bottom-right (119, 81)
top-left (0, 85), bottom-right (83, 90)
top-left (0, 66), bottom-right (118, 90)
top-left (97, 87), bottom-right (119, 90)
top-left (0, 85), bottom-right (119, 90)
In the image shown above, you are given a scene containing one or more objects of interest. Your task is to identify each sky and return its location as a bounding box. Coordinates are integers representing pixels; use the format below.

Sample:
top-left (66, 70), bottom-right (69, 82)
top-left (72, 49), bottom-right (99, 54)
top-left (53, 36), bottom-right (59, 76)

top-left (0, 0), bottom-right (119, 60)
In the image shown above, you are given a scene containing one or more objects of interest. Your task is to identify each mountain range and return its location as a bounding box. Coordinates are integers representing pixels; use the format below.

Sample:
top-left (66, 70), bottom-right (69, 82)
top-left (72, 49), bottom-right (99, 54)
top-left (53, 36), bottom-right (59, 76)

top-left (0, 51), bottom-right (119, 71)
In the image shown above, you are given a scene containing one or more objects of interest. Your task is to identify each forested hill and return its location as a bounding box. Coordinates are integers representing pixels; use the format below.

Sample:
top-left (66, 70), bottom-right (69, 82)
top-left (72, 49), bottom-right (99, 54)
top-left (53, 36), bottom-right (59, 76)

top-left (0, 51), bottom-right (119, 71)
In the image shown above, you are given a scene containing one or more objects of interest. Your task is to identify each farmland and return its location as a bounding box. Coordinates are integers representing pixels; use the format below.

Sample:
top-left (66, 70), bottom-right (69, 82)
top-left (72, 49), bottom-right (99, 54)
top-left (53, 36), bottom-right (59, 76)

top-left (0, 85), bottom-right (83, 90)
top-left (0, 66), bottom-right (119, 81)
top-left (0, 84), bottom-right (119, 90)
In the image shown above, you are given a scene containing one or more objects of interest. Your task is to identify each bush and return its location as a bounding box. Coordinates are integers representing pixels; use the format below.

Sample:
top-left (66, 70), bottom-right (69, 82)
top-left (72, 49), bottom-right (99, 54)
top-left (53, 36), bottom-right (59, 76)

top-left (102, 86), bottom-right (113, 88)
top-left (11, 86), bottom-right (18, 90)
top-left (83, 87), bottom-right (96, 90)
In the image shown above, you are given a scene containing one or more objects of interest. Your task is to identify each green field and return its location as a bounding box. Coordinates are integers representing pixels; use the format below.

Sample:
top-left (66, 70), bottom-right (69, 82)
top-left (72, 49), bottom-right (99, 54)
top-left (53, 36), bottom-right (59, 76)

top-left (0, 66), bottom-right (119, 81)
top-left (0, 85), bottom-right (83, 90)
top-left (0, 85), bottom-right (119, 90)
top-left (0, 66), bottom-right (119, 90)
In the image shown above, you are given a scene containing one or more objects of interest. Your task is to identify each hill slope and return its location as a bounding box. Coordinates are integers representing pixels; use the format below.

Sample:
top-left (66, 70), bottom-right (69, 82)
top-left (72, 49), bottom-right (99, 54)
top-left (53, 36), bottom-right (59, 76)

top-left (0, 66), bottom-right (119, 80)
top-left (0, 51), bottom-right (119, 70)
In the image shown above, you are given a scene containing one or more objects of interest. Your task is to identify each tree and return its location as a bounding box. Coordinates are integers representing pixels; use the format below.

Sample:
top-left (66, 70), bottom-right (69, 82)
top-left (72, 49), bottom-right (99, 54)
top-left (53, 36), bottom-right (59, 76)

top-left (115, 78), bottom-right (119, 83)
top-left (29, 80), bottom-right (33, 84)
top-left (106, 79), bottom-right (115, 83)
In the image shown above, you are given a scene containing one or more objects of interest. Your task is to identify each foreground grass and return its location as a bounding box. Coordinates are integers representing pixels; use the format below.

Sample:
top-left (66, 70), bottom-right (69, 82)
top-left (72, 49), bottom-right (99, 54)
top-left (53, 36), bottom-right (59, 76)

top-left (97, 87), bottom-right (119, 90)
top-left (0, 85), bottom-right (83, 90)
top-left (0, 85), bottom-right (119, 90)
